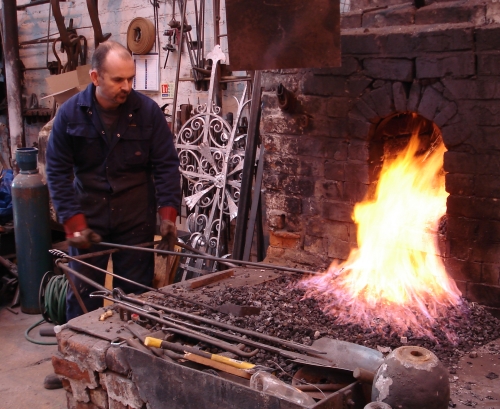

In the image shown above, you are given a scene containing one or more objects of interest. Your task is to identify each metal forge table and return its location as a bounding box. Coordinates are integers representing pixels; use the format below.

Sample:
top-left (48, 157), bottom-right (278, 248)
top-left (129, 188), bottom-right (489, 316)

top-left (55, 268), bottom-right (369, 409)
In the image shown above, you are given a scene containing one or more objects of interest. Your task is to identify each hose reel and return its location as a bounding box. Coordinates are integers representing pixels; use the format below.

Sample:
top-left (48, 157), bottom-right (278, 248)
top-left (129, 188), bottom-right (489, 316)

top-left (127, 17), bottom-right (156, 54)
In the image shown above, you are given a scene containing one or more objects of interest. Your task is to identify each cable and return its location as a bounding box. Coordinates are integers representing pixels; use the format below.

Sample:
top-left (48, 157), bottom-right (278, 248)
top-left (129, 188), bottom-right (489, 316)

top-left (25, 273), bottom-right (68, 345)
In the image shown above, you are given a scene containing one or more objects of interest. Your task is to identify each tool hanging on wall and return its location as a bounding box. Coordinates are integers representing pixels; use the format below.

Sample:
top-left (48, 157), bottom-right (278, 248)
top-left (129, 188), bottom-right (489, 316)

top-left (162, 29), bottom-right (176, 68)
top-left (127, 17), bottom-right (156, 55)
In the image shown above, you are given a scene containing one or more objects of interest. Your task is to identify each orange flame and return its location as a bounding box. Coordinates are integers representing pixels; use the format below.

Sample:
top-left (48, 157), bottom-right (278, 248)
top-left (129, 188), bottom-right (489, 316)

top-left (300, 129), bottom-right (462, 342)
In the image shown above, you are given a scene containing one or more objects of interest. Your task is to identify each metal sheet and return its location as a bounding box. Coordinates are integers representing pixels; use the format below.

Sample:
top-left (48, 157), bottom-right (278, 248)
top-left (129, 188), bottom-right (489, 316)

top-left (225, 0), bottom-right (341, 70)
top-left (121, 346), bottom-right (366, 409)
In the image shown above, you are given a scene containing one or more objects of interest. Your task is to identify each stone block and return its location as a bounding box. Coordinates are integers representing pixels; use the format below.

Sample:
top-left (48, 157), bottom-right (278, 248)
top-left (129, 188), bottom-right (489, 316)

top-left (108, 400), bottom-right (128, 409)
top-left (324, 138), bottom-right (349, 161)
top-left (324, 160), bottom-right (345, 181)
top-left (407, 80), bottom-right (422, 112)
top-left (302, 74), bottom-right (347, 97)
top-left (415, 1), bottom-right (486, 25)
top-left (353, 99), bottom-right (378, 123)
top-left (417, 85), bottom-right (445, 121)
top-left (52, 354), bottom-right (98, 388)
top-left (362, 3), bottom-right (415, 28)
top-left (446, 215), bottom-right (478, 241)
top-left (477, 153), bottom-right (500, 175)
top-left (306, 219), bottom-right (350, 241)
top-left (66, 392), bottom-right (100, 409)
top-left (263, 134), bottom-right (299, 156)
top-left (392, 82), bottom-right (408, 112)
top-left (261, 114), bottom-right (305, 135)
top-left (433, 101), bottom-right (458, 127)
top-left (486, 1), bottom-right (500, 24)
top-left (265, 193), bottom-right (302, 214)
top-left (269, 230), bottom-right (301, 249)
top-left (328, 119), bottom-right (350, 139)
top-left (470, 126), bottom-right (500, 152)
top-left (341, 32), bottom-right (383, 55)
top-left (443, 257), bottom-right (481, 283)
top-left (283, 176), bottom-right (315, 197)
top-left (105, 346), bottom-right (130, 376)
top-left (475, 24), bottom-right (500, 51)
top-left (266, 155), bottom-right (312, 176)
top-left (473, 243), bottom-right (500, 264)
top-left (313, 57), bottom-right (360, 76)
top-left (443, 77), bottom-right (500, 99)
top-left (302, 197), bottom-right (321, 217)
top-left (348, 140), bottom-right (369, 161)
top-left (341, 10), bottom-right (363, 29)
top-left (322, 201), bottom-right (355, 223)
top-left (482, 264), bottom-right (500, 286)
top-left (99, 372), bottom-right (144, 409)
top-left (448, 237), bottom-right (472, 261)
top-left (345, 161), bottom-right (369, 184)
top-left (327, 237), bottom-right (351, 260)
top-left (445, 173), bottom-right (475, 196)
top-left (368, 83), bottom-right (394, 117)
top-left (477, 53), bottom-right (500, 76)
top-left (440, 122), bottom-right (473, 147)
top-left (57, 328), bottom-right (79, 355)
top-left (69, 379), bottom-right (91, 403)
top-left (443, 151), bottom-right (476, 174)
top-left (327, 97), bottom-right (353, 118)
top-left (466, 283), bottom-right (500, 308)
top-left (304, 235), bottom-right (326, 254)
top-left (61, 333), bottom-right (110, 373)
top-left (344, 181), bottom-right (369, 203)
top-left (89, 388), bottom-right (109, 409)
top-left (414, 26), bottom-right (474, 53)
top-left (416, 52), bottom-right (475, 79)
top-left (475, 175), bottom-right (500, 198)
top-left (282, 247), bottom-right (328, 268)
top-left (346, 75), bottom-right (373, 97)
top-left (317, 180), bottom-right (344, 200)
top-left (448, 196), bottom-right (500, 221)
top-left (348, 115), bottom-right (373, 140)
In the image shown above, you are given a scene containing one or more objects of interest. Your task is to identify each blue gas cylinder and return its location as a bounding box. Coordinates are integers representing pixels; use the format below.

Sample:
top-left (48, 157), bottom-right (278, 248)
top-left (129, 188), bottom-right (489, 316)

top-left (11, 148), bottom-right (52, 314)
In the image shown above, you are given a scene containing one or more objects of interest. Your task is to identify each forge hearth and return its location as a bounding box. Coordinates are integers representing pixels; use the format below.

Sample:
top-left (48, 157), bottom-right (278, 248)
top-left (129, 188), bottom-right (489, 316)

top-left (53, 268), bottom-right (500, 408)
top-left (260, 0), bottom-right (500, 315)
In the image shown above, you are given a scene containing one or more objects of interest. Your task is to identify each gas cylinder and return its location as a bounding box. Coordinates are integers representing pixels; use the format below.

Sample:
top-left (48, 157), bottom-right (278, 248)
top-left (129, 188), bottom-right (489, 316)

top-left (11, 148), bottom-right (52, 314)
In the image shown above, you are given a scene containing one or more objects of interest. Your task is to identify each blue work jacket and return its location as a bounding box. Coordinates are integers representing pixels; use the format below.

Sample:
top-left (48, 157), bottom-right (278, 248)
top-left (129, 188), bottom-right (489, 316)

top-left (46, 83), bottom-right (181, 233)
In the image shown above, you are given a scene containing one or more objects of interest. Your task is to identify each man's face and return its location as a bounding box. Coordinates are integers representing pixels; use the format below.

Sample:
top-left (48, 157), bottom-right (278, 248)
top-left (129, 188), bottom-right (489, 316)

top-left (90, 51), bottom-right (135, 109)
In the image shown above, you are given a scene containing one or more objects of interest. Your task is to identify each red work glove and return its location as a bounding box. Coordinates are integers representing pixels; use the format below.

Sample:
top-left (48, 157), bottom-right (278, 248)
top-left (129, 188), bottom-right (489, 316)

top-left (64, 214), bottom-right (102, 249)
top-left (157, 207), bottom-right (178, 257)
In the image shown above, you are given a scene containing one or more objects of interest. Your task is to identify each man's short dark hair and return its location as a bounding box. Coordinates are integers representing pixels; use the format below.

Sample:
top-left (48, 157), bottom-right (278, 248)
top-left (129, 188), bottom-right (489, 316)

top-left (91, 41), bottom-right (132, 74)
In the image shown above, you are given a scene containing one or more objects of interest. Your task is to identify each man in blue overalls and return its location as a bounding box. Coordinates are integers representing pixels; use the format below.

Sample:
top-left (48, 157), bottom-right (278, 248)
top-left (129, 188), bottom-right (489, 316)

top-left (46, 41), bottom-right (181, 320)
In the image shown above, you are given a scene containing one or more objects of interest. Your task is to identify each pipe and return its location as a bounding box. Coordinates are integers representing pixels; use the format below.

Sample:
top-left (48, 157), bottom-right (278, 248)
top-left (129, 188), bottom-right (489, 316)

top-left (16, 0), bottom-right (50, 10)
top-left (97, 240), bottom-right (319, 275)
top-left (1, 0), bottom-right (25, 164)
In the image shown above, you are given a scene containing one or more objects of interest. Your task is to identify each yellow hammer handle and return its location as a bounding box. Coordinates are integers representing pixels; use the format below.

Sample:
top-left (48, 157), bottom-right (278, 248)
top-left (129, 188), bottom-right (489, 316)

top-left (210, 354), bottom-right (255, 370)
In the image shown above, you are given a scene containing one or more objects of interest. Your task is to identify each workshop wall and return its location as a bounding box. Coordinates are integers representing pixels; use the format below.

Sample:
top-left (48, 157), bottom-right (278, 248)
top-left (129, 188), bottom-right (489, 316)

top-left (260, 0), bottom-right (500, 313)
top-left (14, 0), bottom-right (243, 148)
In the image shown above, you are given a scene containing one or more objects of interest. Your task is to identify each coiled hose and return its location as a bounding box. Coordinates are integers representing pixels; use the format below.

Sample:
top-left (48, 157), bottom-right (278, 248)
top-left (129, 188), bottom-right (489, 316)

top-left (25, 272), bottom-right (68, 345)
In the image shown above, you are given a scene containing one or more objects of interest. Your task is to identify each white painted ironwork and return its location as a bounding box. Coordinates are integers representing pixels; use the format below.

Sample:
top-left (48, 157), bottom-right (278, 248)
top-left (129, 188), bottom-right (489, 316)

top-left (175, 45), bottom-right (251, 274)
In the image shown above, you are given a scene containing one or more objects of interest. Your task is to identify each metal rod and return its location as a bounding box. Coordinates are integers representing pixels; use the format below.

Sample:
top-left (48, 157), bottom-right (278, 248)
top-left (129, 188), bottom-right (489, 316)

top-left (55, 260), bottom-right (108, 292)
top-left (171, 0), bottom-right (188, 134)
top-left (111, 289), bottom-right (326, 356)
top-left (1, 0), bottom-right (26, 161)
top-left (50, 249), bottom-right (228, 313)
top-left (98, 241), bottom-right (318, 275)
top-left (91, 293), bottom-right (258, 358)
top-left (16, 0), bottom-right (51, 10)
top-left (232, 71), bottom-right (262, 260)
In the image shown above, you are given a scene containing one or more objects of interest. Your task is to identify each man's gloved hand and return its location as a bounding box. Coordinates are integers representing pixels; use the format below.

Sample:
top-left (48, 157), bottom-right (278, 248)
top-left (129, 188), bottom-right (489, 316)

top-left (67, 228), bottom-right (102, 249)
top-left (157, 219), bottom-right (177, 256)
top-left (157, 206), bottom-right (178, 257)
top-left (64, 213), bottom-right (102, 249)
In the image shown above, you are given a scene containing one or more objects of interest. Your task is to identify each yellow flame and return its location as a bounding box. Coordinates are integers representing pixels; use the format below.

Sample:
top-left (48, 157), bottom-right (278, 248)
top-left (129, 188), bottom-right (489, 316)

top-left (300, 129), bottom-right (462, 341)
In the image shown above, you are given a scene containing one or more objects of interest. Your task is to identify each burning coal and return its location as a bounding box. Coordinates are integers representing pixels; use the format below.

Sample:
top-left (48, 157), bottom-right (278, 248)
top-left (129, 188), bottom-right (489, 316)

top-left (300, 128), bottom-right (462, 342)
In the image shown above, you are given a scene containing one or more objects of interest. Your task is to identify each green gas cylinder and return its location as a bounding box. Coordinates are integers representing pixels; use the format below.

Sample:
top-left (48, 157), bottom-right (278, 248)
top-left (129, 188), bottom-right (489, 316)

top-left (11, 148), bottom-right (52, 314)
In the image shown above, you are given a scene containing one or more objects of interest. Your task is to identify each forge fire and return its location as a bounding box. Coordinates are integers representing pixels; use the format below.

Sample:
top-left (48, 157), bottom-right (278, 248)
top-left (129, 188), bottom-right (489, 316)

top-left (300, 124), bottom-right (463, 342)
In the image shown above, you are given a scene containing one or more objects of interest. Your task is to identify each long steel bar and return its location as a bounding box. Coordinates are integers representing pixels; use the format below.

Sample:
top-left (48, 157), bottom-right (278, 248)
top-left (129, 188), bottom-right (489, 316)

top-left (93, 292), bottom-right (330, 365)
top-left (171, 0), bottom-right (188, 133)
top-left (91, 292), bottom-right (258, 358)
top-left (113, 289), bottom-right (326, 356)
top-left (49, 249), bottom-right (227, 313)
top-left (98, 241), bottom-right (318, 275)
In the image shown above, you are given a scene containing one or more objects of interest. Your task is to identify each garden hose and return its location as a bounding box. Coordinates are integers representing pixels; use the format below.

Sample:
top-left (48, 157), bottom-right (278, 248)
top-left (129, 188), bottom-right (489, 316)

top-left (25, 272), bottom-right (68, 345)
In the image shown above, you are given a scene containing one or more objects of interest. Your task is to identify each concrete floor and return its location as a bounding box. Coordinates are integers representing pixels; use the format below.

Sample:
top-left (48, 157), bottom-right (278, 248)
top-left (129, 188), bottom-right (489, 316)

top-left (1, 302), bottom-right (500, 409)
top-left (0, 306), bottom-right (66, 409)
